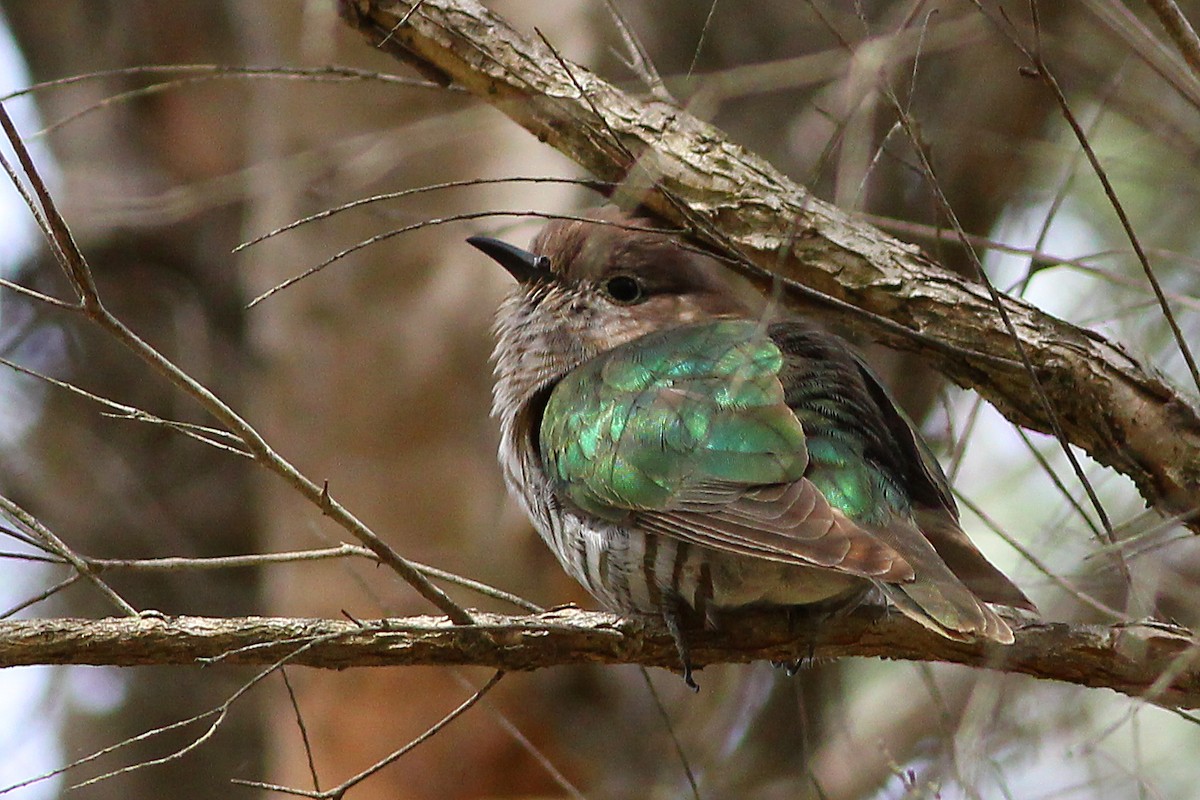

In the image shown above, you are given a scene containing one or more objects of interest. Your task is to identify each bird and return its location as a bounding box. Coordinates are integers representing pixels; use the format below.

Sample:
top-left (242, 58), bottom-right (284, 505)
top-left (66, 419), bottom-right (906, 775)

top-left (469, 207), bottom-right (1034, 687)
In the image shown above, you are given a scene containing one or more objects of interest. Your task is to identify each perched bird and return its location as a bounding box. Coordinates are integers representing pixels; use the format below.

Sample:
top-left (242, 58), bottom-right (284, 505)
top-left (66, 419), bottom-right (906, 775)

top-left (470, 208), bottom-right (1033, 686)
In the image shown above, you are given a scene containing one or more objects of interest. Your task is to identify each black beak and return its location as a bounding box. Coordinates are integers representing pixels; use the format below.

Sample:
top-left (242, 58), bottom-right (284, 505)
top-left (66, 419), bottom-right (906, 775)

top-left (467, 236), bottom-right (555, 285)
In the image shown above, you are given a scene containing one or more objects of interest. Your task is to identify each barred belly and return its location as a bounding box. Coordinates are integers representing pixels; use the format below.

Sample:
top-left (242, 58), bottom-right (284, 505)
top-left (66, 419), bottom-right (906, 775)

top-left (544, 507), bottom-right (865, 618)
top-left (500, 426), bottom-right (864, 619)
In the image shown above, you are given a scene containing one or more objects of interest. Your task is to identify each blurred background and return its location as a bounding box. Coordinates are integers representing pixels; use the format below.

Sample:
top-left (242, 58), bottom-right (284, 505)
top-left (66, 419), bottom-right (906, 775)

top-left (0, 1), bottom-right (1198, 798)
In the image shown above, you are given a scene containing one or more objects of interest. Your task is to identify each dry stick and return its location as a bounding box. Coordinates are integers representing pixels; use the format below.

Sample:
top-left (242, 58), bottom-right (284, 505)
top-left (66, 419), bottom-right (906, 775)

top-left (0, 475), bottom-right (535, 612)
top-left (954, 493), bottom-right (1128, 621)
top-left (0, 64), bottom-right (450, 104)
top-left (29, 70), bottom-right (442, 139)
top-left (879, 80), bottom-right (1122, 556)
top-left (861, 214), bottom-right (1200, 313)
top-left (1079, 0), bottom-right (1200, 112)
top-left (0, 542), bottom-right (539, 613)
top-left (280, 668), bottom-right (323, 793)
top-left (603, 0), bottom-right (673, 102)
top-left (70, 632), bottom-right (353, 792)
top-left (86, 547), bottom-right (543, 613)
top-left (1026, 7), bottom-right (1200, 398)
top-left (686, 0), bottom-right (721, 78)
top-left (2, 708), bottom-right (221, 794)
top-left (947, 81), bottom-right (1113, 540)
top-left (449, 670), bottom-right (589, 800)
top-left (0, 276), bottom-right (75, 308)
top-left (379, 0), bottom-right (427, 48)
top-left (2, 611), bottom-right (1197, 709)
top-left (1092, 508), bottom-right (1200, 561)
top-left (640, 668), bottom-right (702, 800)
top-left (1145, 0), bottom-right (1200, 77)
top-left (0, 100), bottom-right (474, 626)
top-left (0, 493), bottom-right (135, 616)
top-left (0, 356), bottom-right (253, 457)
top-left (1013, 426), bottom-right (1104, 540)
top-left (880, 5), bottom-right (1110, 544)
top-left (0, 629), bottom-right (341, 796)
top-left (234, 671), bottom-right (505, 799)
top-left (816, 0), bottom-right (1122, 554)
top-left (0, 573), bottom-right (84, 619)
top-left (247, 210), bottom-right (677, 307)
top-left (232, 176), bottom-right (612, 255)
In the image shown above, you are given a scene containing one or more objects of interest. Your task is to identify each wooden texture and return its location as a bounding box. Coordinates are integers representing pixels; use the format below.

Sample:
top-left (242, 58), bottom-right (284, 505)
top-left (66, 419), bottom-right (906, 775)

top-left (1, 611), bottom-right (1197, 709)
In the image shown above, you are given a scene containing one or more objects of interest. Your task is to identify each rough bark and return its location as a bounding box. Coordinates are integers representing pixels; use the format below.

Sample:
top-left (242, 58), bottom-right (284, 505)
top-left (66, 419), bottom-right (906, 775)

top-left (337, 0), bottom-right (1200, 529)
top-left (0, 611), bottom-right (1196, 709)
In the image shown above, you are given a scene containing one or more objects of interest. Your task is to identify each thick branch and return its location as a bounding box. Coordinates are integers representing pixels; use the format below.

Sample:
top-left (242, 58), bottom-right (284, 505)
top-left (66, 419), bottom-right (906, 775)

top-left (1, 611), bottom-right (1197, 709)
top-left (338, 0), bottom-right (1200, 527)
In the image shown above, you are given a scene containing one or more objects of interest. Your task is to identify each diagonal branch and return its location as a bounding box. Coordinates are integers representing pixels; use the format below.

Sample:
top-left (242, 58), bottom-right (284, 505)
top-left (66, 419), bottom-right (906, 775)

top-left (337, 0), bottom-right (1200, 530)
top-left (0, 611), bottom-right (1196, 710)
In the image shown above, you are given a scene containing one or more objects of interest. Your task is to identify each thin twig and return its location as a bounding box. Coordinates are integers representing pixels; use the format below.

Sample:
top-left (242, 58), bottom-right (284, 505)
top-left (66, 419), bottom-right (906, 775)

top-left (379, 0), bottom-right (427, 48)
top-left (32, 72), bottom-right (442, 140)
top-left (858, 215), bottom-right (1200, 313)
top-left (233, 176), bottom-right (610, 254)
top-left (1, 630), bottom-right (341, 795)
top-left (281, 668), bottom-right (322, 793)
top-left (234, 671), bottom-right (504, 798)
top-left (247, 210), bottom-right (677, 307)
top-left (1013, 427), bottom-right (1103, 539)
top-left (955, 492), bottom-right (1128, 621)
top-left (0, 276), bottom-right (75, 308)
top-left (687, 1), bottom-right (721, 78)
top-left (1144, 0), bottom-right (1200, 78)
top-left (69, 634), bottom-right (346, 792)
top-left (87, 547), bottom-right (544, 613)
top-left (0, 573), bottom-right (83, 620)
top-left (0, 493), bottom-right (135, 616)
top-left (881, 61), bottom-right (1125, 572)
top-left (0, 356), bottom-right (253, 457)
top-left (1025, 5), bottom-right (1200, 397)
top-left (603, 0), bottom-right (673, 101)
top-left (640, 668), bottom-right (702, 800)
top-left (0, 64), bottom-right (449, 104)
top-left (0, 100), bottom-right (475, 626)
top-left (452, 670), bottom-right (589, 800)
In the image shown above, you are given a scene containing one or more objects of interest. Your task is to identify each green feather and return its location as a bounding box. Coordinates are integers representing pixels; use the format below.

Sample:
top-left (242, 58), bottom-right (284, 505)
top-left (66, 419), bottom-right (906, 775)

top-left (540, 320), bottom-right (809, 520)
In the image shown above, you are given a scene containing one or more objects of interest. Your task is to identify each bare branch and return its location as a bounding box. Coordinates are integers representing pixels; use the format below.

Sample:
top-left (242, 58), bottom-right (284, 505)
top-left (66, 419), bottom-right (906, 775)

top-left (1144, 0), bottom-right (1200, 80)
top-left (0, 611), bottom-right (1196, 710)
top-left (336, 0), bottom-right (1200, 529)
top-left (0, 494), bottom-right (135, 616)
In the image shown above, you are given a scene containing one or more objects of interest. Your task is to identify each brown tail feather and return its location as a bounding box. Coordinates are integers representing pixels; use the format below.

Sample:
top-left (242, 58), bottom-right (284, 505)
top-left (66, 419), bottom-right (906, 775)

top-left (915, 509), bottom-right (1037, 612)
top-left (879, 581), bottom-right (1015, 644)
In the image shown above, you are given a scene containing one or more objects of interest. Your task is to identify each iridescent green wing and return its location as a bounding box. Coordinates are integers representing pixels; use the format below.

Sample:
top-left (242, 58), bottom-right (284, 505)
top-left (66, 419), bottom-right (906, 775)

top-left (540, 320), bottom-right (911, 579)
top-left (540, 320), bottom-right (808, 518)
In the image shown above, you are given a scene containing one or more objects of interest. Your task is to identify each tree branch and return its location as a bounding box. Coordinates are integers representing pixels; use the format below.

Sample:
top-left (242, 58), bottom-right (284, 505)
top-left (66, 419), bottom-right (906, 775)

top-left (337, 0), bottom-right (1200, 529)
top-left (1145, 0), bottom-right (1200, 80)
top-left (0, 611), bottom-right (1197, 709)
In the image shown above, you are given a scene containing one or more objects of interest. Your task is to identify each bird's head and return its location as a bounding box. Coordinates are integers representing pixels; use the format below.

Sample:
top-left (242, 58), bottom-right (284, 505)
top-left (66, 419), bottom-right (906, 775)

top-left (471, 208), bottom-right (759, 407)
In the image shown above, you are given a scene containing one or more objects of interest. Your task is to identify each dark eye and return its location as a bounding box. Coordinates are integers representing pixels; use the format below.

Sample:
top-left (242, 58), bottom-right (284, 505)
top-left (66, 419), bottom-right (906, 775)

top-left (603, 275), bottom-right (645, 304)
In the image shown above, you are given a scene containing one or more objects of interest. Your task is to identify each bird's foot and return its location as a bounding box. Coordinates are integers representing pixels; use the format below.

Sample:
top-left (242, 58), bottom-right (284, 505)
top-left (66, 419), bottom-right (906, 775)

top-left (771, 603), bottom-right (843, 675)
top-left (772, 609), bottom-right (817, 675)
top-left (661, 599), bottom-right (700, 692)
